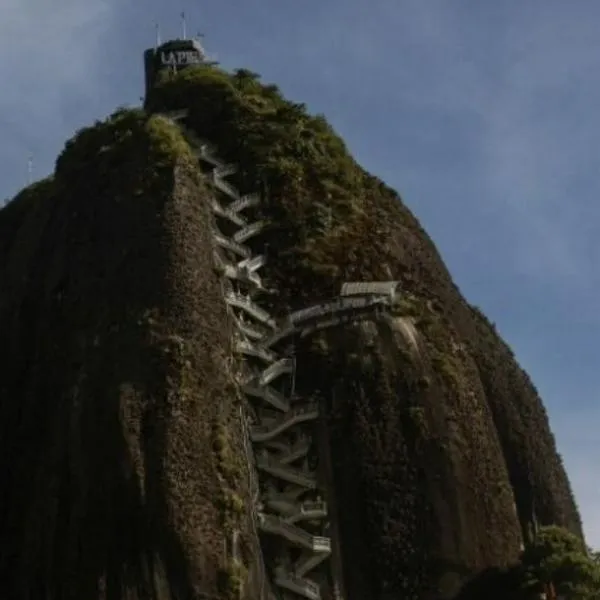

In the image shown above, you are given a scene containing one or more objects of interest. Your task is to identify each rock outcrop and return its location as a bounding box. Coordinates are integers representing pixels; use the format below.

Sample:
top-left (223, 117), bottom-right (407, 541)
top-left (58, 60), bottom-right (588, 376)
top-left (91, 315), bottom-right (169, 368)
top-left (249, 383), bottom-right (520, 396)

top-left (0, 65), bottom-right (581, 600)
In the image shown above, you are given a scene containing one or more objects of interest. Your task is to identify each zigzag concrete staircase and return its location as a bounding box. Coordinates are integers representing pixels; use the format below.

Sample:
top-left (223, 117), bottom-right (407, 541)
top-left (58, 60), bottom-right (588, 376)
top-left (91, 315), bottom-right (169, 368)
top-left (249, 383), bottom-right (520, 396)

top-left (161, 109), bottom-right (409, 600)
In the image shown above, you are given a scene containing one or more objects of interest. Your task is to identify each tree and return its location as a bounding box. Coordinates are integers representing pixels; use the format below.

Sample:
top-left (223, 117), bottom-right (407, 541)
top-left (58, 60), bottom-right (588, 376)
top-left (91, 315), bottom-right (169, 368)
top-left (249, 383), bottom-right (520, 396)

top-left (520, 526), bottom-right (600, 599)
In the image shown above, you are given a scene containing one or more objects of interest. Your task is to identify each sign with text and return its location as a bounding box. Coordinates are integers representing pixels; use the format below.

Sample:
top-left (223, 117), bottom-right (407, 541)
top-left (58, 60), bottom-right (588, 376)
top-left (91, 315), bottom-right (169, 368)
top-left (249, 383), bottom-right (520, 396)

top-left (159, 50), bottom-right (203, 67)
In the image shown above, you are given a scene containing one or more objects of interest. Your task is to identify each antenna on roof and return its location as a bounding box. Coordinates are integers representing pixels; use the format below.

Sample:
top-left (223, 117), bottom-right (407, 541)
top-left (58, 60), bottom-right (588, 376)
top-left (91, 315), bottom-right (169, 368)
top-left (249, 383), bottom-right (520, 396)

top-left (180, 11), bottom-right (187, 40)
top-left (154, 22), bottom-right (161, 49)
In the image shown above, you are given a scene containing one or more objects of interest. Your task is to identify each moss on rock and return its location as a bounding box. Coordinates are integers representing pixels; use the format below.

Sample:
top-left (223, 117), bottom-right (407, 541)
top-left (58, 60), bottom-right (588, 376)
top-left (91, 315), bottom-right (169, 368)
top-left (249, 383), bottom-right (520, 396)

top-left (0, 63), bottom-right (582, 600)
top-left (145, 64), bottom-right (580, 598)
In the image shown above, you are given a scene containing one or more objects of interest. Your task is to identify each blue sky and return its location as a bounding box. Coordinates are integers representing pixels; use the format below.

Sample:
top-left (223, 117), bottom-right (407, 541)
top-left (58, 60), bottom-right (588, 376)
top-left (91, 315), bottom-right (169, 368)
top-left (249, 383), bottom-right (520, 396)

top-left (1, 0), bottom-right (598, 548)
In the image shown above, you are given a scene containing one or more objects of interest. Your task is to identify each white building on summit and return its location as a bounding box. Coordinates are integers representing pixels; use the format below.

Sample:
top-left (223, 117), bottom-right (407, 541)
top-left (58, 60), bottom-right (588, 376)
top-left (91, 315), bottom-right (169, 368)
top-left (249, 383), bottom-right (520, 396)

top-left (143, 16), bottom-right (217, 97)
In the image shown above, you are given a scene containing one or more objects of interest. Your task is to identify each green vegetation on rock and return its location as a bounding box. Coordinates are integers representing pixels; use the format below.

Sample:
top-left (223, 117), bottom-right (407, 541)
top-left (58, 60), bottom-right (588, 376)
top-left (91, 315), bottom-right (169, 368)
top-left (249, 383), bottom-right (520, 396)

top-left (146, 65), bottom-right (400, 308)
top-left (455, 526), bottom-right (600, 599)
top-left (55, 107), bottom-right (195, 184)
top-left (0, 60), bottom-right (585, 600)
top-left (520, 526), bottom-right (600, 597)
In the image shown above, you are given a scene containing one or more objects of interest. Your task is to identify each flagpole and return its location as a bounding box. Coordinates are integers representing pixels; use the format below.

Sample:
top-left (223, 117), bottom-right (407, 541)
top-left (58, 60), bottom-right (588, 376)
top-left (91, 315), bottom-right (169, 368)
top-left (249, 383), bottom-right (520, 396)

top-left (155, 22), bottom-right (161, 49)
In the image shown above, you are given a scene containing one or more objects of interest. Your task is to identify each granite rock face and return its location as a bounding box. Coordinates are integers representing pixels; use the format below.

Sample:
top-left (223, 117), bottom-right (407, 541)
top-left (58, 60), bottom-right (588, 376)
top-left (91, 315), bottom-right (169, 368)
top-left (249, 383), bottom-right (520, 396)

top-left (0, 67), bottom-right (581, 600)
top-left (0, 116), bottom-right (261, 599)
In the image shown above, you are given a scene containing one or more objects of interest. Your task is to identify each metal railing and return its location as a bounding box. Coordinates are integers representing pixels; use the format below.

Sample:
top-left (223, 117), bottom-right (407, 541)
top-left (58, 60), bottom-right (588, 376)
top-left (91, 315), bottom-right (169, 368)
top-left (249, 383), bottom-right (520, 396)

top-left (162, 111), bottom-right (405, 600)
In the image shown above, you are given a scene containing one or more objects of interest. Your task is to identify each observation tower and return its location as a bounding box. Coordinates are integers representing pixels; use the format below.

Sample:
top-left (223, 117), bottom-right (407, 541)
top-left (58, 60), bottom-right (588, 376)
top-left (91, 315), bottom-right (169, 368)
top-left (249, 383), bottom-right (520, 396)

top-left (143, 13), bottom-right (217, 98)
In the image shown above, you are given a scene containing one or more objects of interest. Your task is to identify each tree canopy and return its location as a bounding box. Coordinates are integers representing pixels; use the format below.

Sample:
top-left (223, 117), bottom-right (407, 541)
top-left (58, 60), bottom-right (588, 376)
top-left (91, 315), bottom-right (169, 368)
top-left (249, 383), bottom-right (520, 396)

top-left (454, 526), bottom-right (600, 600)
top-left (520, 526), bottom-right (600, 599)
